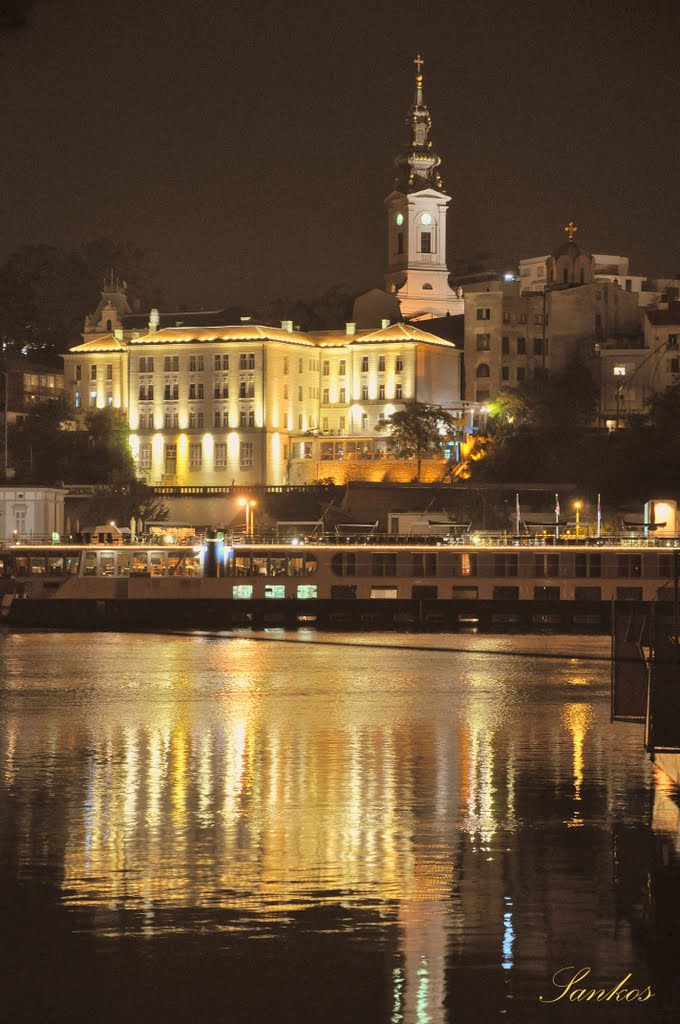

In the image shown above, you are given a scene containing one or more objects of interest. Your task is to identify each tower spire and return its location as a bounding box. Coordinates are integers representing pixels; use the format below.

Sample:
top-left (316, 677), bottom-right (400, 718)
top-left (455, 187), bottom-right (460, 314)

top-left (394, 54), bottom-right (443, 193)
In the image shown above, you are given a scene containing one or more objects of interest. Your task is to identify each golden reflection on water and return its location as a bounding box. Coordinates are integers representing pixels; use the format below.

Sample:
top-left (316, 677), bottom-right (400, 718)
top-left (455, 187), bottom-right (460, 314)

top-left (0, 633), bottom-right (657, 1023)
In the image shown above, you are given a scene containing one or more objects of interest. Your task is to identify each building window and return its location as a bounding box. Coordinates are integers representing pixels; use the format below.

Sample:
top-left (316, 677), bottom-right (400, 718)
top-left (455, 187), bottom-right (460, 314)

top-left (139, 385), bottom-right (146, 401)
top-left (322, 360), bottom-right (330, 376)
top-left (397, 232), bottom-right (404, 254)
top-left (517, 367), bottom-right (526, 382)
top-left (502, 337), bottom-right (510, 355)
top-left (361, 356), bottom-right (369, 372)
top-left (214, 443), bottom-right (227, 470)
top-left (90, 365), bottom-right (97, 380)
top-left (197, 412), bottom-right (204, 428)
top-left (283, 356), bottom-right (289, 374)
top-left (139, 443), bottom-right (152, 470)
top-left (189, 383), bottom-right (196, 400)
top-left (239, 354), bottom-right (247, 370)
top-left (420, 232), bottom-right (431, 253)
top-left (519, 313), bottom-right (528, 325)
top-left (240, 442), bottom-right (253, 468)
top-left (361, 413), bottom-right (368, 430)
top-left (501, 366), bottom-right (509, 381)
top-left (339, 359), bottom-right (346, 375)
top-left (613, 366), bottom-right (626, 376)
top-left (298, 414), bottom-right (303, 430)
top-left (395, 383), bottom-right (403, 399)
top-left (517, 337), bottom-right (526, 354)
top-left (164, 443), bottom-right (177, 471)
top-left (214, 354), bottom-right (221, 370)
top-left (378, 355), bottom-right (386, 371)
top-left (339, 416), bottom-right (345, 431)
top-left (476, 308), bottom-right (491, 321)
top-left (298, 358), bottom-right (303, 373)
top-left (189, 443), bottom-right (202, 470)
top-left (214, 410), bottom-right (221, 427)
top-left (361, 385), bottom-right (369, 400)
top-left (74, 391), bottom-right (81, 408)
top-left (75, 364), bottom-right (82, 380)
top-left (189, 412), bottom-right (196, 428)
top-left (502, 312), bottom-right (511, 324)
top-left (106, 364), bottom-right (113, 380)
top-left (395, 356), bottom-right (403, 373)
top-left (248, 410), bottom-right (255, 427)
top-left (476, 363), bottom-right (490, 378)
top-left (339, 387), bottom-right (346, 403)
top-left (476, 334), bottom-right (491, 351)
top-left (147, 357), bottom-right (154, 372)
top-left (322, 387), bottom-right (329, 403)
top-left (533, 338), bottom-right (544, 355)
top-left (379, 383), bottom-right (385, 399)
top-left (189, 356), bottom-right (196, 372)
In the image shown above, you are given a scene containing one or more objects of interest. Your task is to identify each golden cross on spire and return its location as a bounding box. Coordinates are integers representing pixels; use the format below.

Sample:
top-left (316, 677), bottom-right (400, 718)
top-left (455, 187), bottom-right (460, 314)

top-left (564, 221), bottom-right (578, 241)
top-left (414, 53), bottom-right (424, 75)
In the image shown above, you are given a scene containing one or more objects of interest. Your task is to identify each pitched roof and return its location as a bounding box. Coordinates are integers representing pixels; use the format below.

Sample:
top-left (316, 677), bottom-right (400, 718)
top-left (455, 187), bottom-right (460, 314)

top-left (314, 322), bottom-right (458, 348)
top-left (127, 325), bottom-right (315, 347)
top-left (68, 334), bottom-right (128, 354)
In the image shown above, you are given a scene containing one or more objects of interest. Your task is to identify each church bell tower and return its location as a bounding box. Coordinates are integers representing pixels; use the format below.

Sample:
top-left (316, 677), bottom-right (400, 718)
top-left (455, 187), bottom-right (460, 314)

top-left (384, 56), bottom-right (462, 320)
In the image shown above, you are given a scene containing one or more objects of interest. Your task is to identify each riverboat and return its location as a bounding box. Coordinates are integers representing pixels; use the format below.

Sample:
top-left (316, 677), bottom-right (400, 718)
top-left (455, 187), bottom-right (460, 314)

top-left (2, 537), bottom-right (680, 631)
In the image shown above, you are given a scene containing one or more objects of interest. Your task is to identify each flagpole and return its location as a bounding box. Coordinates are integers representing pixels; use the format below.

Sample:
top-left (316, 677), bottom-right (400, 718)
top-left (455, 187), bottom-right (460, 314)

top-left (597, 493), bottom-right (601, 539)
top-left (515, 493), bottom-right (521, 536)
top-left (555, 493), bottom-right (560, 540)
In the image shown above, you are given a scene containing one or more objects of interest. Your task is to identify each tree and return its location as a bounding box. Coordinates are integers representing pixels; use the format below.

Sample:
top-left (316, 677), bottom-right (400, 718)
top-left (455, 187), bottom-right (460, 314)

top-left (377, 401), bottom-right (461, 481)
top-left (9, 399), bottom-right (136, 485)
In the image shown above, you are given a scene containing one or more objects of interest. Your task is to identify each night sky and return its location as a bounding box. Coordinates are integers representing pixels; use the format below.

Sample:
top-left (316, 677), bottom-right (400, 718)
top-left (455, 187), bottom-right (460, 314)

top-left (1, 0), bottom-right (679, 310)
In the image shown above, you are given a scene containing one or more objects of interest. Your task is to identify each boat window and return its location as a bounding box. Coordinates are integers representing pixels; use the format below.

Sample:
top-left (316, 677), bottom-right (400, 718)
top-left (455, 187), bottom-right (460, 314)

top-left (184, 554), bottom-right (202, 577)
top-left (289, 554), bottom-right (317, 576)
top-left (616, 586), bottom-right (643, 600)
top-left (167, 554), bottom-right (185, 576)
top-left (64, 556), bottom-right (79, 575)
top-left (232, 555), bottom-right (252, 577)
top-left (149, 551), bottom-right (165, 577)
top-left (14, 556), bottom-right (29, 577)
top-left (372, 553), bottom-right (396, 577)
top-left (83, 552), bottom-right (98, 577)
top-left (575, 586), bottom-right (601, 601)
top-left (30, 557), bottom-right (47, 576)
top-left (99, 553), bottom-right (116, 577)
top-left (330, 552), bottom-right (354, 577)
top-left (130, 552), bottom-right (149, 576)
top-left (493, 554), bottom-right (518, 577)
top-left (297, 584), bottom-right (317, 599)
top-left (452, 585), bottom-right (478, 599)
top-left (233, 584), bottom-right (253, 599)
top-left (452, 553), bottom-right (477, 577)
top-left (617, 555), bottom-right (641, 578)
top-left (268, 554), bottom-right (288, 577)
top-left (534, 554), bottom-right (559, 577)
top-left (493, 585), bottom-right (519, 600)
top-left (252, 555), bottom-right (268, 576)
top-left (265, 584), bottom-right (286, 599)
top-left (412, 553), bottom-right (437, 577)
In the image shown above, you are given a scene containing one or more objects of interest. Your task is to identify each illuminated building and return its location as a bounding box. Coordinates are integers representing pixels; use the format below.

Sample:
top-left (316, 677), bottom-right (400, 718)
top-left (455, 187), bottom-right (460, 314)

top-left (63, 320), bottom-right (465, 486)
top-left (380, 55), bottom-right (464, 322)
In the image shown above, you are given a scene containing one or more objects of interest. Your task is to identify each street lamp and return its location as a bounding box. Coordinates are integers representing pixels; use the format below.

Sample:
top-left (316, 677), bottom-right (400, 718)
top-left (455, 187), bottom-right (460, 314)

top-left (237, 496), bottom-right (257, 539)
top-left (574, 500), bottom-right (583, 539)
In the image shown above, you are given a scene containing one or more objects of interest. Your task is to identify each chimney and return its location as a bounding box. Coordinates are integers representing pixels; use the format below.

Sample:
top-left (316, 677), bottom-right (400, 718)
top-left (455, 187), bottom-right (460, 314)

top-left (346, 322), bottom-right (356, 336)
top-left (281, 320), bottom-right (293, 332)
top-left (381, 318), bottom-right (391, 329)
top-left (148, 308), bottom-right (160, 333)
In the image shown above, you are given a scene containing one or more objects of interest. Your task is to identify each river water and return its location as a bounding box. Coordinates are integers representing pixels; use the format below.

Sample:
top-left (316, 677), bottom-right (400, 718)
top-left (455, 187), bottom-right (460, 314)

top-left (1, 630), bottom-right (679, 1022)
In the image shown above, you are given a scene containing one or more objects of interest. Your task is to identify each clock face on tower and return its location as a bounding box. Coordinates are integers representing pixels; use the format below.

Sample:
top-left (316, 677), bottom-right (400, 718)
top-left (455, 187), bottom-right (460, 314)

top-left (421, 212), bottom-right (433, 225)
top-left (395, 212), bottom-right (404, 226)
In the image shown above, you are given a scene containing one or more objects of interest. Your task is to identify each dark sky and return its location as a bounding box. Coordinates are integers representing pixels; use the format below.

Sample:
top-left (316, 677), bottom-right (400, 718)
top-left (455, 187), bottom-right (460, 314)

top-left (1, 0), bottom-right (679, 309)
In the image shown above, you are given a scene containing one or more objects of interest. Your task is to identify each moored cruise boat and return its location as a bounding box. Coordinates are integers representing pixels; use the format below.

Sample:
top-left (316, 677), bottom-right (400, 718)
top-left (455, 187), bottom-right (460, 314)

top-left (2, 537), bottom-right (679, 630)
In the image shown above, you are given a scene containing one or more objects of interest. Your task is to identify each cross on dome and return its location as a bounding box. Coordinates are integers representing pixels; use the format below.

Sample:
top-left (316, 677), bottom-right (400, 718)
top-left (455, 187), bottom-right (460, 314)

top-left (413, 53), bottom-right (424, 75)
top-left (564, 221), bottom-right (578, 241)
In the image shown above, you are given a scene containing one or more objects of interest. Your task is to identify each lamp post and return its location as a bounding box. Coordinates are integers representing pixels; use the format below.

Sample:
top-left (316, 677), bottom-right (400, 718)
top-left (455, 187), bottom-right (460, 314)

top-left (574, 500), bottom-right (583, 539)
top-left (238, 496), bottom-right (257, 539)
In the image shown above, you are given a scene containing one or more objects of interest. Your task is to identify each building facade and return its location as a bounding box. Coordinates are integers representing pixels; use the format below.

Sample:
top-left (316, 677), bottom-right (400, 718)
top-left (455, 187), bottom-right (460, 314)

top-left (63, 321), bottom-right (465, 487)
top-left (0, 485), bottom-right (66, 542)
top-left (382, 56), bottom-right (463, 322)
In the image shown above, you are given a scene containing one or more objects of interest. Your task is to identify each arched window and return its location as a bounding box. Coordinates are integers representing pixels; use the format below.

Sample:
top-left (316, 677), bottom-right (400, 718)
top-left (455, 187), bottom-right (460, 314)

top-left (476, 363), bottom-right (490, 378)
top-left (106, 319), bottom-right (112, 332)
top-left (562, 268), bottom-right (569, 284)
top-left (579, 267), bottom-right (585, 284)
top-left (422, 283), bottom-right (433, 290)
